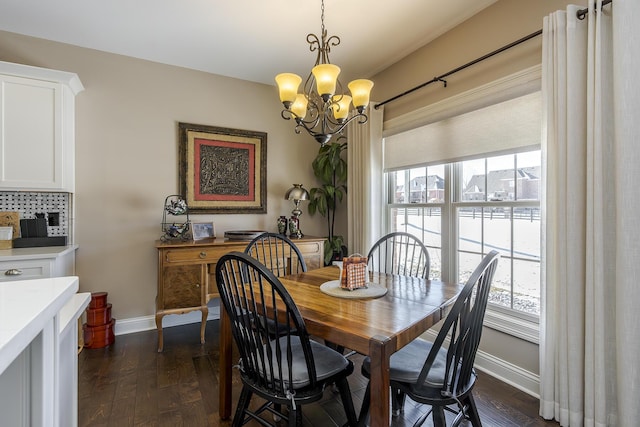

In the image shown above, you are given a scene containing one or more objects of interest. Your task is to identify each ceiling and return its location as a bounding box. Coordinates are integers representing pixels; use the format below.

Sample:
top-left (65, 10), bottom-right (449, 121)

top-left (0, 0), bottom-right (498, 86)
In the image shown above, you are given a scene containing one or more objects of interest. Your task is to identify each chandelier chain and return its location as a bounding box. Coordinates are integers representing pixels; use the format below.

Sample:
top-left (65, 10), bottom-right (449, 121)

top-left (320, 0), bottom-right (325, 36)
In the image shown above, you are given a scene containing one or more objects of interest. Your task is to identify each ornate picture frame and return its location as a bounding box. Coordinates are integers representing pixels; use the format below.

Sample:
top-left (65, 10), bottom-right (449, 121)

top-left (178, 122), bottom-right (267, 214)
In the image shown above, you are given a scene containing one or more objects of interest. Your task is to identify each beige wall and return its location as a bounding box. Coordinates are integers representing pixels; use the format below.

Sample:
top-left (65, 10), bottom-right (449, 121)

top-left (370, 0), bottom-right (584, 378)
top-left (0, 30), bottom-right (331, 320)
top-left (373, 0), bottom-right (584, 122)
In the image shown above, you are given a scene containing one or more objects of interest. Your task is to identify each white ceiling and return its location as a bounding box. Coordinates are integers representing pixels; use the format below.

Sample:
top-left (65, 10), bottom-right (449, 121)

top-left (0, 0), bottom-right (498, 86)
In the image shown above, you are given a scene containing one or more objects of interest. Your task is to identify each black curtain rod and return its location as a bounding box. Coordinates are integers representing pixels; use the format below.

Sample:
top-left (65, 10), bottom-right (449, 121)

top-left (577, 0), bottom-right (613, 20)
top-left (374, 0), bottom-right (613, 110)
top-left (374, 29), bottom-right (542, 109)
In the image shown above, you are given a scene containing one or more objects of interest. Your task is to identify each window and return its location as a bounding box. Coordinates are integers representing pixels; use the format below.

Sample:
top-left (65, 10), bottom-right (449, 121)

top-left (388, 165), bottom-right (444, 279)
top-left (386, 150), bottom-right (541, 320)
top-left (381, 69), bottom-right (542, 340)
top-left (456, 151), bottom-right (541, 316)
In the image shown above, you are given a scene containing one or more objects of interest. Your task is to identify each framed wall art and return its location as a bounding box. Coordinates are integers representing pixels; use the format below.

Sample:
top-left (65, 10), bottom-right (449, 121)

top-left (178, 122), bottom-right (267, 214)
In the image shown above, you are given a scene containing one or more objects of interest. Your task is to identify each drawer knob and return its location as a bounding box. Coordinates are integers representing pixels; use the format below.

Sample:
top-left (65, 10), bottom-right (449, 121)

top-left (5, 268), bottom-right (23, 276)
top-left (199, 252), bottom-right (207, 259)
top-left (195, 283), bottom-right (200, 288)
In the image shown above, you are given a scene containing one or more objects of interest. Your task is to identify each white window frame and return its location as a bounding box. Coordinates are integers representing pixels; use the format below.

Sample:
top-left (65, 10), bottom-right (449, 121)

top-left (382, 66), bottom-right (542, 344)
top-left (385, 160), bottom-right (540, 344)
top-left (452, 156), bottom-right (541, 343)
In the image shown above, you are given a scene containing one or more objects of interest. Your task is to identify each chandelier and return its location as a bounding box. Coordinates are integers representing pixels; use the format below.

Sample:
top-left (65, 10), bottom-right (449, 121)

top-left (275, 0), bottom-right (374, 145)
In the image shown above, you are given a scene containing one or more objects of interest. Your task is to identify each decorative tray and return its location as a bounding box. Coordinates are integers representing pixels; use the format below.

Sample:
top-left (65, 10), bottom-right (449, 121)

top-left (224, 230), bottom-right (266, 240)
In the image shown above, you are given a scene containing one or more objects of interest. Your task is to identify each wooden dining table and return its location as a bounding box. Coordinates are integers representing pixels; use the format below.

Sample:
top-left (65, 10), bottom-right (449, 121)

top-left (218, 265), bottom-right (464, 427)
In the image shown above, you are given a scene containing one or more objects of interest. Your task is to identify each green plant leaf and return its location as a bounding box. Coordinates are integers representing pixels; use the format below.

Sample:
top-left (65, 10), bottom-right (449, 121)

top-left (324, 243), bottom-right (334, 265)
top-left (309, 142), bottom-right (348, 264)
top-left (323, 235), bottom-right (345, 265)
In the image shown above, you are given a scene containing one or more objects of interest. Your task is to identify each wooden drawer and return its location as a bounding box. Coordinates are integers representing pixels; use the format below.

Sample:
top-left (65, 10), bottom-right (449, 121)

top-left (0, 259), bottom-right (52, 281)
top-left (295, 240), bottom-right (324, 270)
top-left (162, 247), bottom-right (230, 264)
top-left (296, 241), bottom-right (323, 256)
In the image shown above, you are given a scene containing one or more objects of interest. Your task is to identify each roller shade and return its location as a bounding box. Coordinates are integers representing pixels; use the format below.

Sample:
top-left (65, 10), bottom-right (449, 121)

top-left (384, 91), bottom-right (541, 170)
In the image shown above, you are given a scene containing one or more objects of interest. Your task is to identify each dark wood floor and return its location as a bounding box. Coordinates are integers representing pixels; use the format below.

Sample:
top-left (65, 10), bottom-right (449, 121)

top-left (78, 321), bottom-right (559, 427)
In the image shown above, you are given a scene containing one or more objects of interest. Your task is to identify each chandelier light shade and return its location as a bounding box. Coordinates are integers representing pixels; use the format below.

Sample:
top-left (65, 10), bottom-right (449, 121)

top-left (331, 95), bottom-right (351, 120)
top-left (291, 94), bottom-right (309, 118)
top-left (275, 0), bottom-right (374, 145)
top-left (275, 73), bottom-right (302, 107)
top-left (348, 79), bottom-right (374, 113)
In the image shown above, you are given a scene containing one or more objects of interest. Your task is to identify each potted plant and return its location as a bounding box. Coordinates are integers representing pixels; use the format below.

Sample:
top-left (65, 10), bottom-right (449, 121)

top-left (308, 140), bottom-right (348, 265)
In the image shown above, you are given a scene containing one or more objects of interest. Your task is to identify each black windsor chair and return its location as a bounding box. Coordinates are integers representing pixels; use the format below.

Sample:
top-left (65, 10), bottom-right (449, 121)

top-left (367, 231), bottom-right (430, 279)
top-left (358, 250), bottom-right (500, 427)
top-left (244, 232), bottom-right (308, 277)
top-left (215, 251), bottom-right (359, 427)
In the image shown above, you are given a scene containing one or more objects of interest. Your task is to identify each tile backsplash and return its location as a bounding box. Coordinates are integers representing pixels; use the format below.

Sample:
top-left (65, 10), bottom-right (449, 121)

top-left (0, 192), bottom-right (70, 237)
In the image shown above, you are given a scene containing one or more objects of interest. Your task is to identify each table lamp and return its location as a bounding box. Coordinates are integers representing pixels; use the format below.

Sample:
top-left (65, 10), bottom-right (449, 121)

top-left (284, 184), bottom-right (310, 238)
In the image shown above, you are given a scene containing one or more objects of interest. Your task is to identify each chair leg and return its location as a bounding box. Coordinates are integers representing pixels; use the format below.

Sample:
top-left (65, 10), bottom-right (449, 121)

top-left (431, 406), bottom-right (447, 427)
top-left (325, 341), bottom-right (346, 394)
top-left (287, 404), bottom-right (302, 427)
top-left (397, 390), bottom-right (406, 412)
top-left (391, 387), bottom-right (406, 416)
top-left (463, 393), bottom-right (482, 427)
top-left (335, 377), bottom-right (358, 427)
top-left (232, 386), bottom-right (252, 427)
top-left (357, 383), bottom-right (371, 427)
top-left (273, 403), bottom-right (282, 422)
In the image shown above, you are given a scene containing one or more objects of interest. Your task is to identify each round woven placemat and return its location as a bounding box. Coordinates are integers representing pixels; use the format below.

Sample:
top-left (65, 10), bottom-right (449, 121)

top-left (319, 280), bottom-right (388, 299)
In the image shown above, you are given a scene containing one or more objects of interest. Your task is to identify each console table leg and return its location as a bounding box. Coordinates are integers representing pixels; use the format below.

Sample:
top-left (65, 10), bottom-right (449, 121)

top-left (200, 307), bottom-right (208, 344)
top-left (155, 313), bottom-right (164, 352)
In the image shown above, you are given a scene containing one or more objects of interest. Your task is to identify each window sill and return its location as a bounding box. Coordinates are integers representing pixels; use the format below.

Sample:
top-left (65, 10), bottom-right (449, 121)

top-left (483, 308), bottom-right (539, 344)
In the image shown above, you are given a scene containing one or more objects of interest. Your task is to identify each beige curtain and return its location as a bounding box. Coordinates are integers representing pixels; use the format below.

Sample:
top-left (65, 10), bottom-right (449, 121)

top-left (347, 103), bottom-right (384, 255)
top-left (611, 0), bottom-right (640, 424)
top-left (540, 1), bottom-right (639, 425)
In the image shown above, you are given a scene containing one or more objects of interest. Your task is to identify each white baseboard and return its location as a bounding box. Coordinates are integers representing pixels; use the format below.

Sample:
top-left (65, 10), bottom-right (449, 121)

top-left (422, 330), bottom-right (540, 398)
top-left (114, 309), bottom-right (540, 398)
top-left (114, 306), bottom-right (221, 336)
top-left (474, 348), bottom-right (540, 398)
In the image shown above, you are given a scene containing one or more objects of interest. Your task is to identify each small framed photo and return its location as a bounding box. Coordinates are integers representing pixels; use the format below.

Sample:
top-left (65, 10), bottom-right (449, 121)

top-left (192, 222), bottom-right (216, 241)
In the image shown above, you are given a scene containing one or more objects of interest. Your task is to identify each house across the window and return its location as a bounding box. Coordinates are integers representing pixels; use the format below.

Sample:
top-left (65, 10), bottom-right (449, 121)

top-left (396, 175), bottom-right (445, 203)
top-left (463, 166), bottom-right (540, 201)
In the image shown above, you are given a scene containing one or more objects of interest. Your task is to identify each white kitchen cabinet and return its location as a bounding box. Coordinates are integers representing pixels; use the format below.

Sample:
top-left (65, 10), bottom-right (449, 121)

top-left (0, 61), bottom-right (83, 192)
top-left (0, 276), bottom-right (89, 427)
top-left (0, 245), bottom-right (77, 281)
top-left (0, 245), bottom-right (83, 426)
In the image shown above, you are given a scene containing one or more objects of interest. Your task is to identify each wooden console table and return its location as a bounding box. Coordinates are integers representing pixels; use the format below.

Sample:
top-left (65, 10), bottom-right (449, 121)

top-left (155, 236), bottom-right (324, 351)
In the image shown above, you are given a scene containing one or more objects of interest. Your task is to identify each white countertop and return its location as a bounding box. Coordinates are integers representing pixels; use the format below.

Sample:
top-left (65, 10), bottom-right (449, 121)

top-left (0, 244), bottom-right (78, 261)
top-left (0, 276), bottom-right (79, 375)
